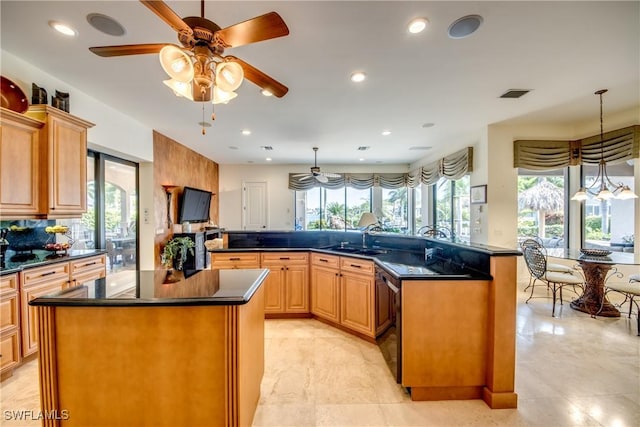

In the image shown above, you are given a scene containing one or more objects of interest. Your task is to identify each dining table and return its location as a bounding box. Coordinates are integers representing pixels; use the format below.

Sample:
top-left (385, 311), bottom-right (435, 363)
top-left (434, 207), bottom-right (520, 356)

top-left (546, 248), bottom-right (639, 317)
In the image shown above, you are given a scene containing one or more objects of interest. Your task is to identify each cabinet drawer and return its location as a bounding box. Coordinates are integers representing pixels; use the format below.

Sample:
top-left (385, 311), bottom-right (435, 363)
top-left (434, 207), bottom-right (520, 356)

top-left (311, 253), bottom-right (340, 269)
top-left (0, 273), bottom-right (18, 295)
top-left (70, 255), bottom-right (106, 278)
top-left (261, 252), bottom-right (309, 265)
top-left (21, 262), bottom-right (70, 287)
top-left (211, 252), bottom-right (260, 269)
top-left (0, 330), bottom-right (21, 373)
top-left (0, 293), bottom-right (19, 332)
top-left (340, 257), bottom-right (374, 274)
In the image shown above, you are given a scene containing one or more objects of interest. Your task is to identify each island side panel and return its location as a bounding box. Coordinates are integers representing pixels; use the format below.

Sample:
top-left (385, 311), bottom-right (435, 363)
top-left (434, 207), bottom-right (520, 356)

top-left (483, 255), bottom-right (518, 409)
top-left (48, 305), bottom-right (229, 427)
top-left (402, 280), bottom-right (489, 400)
top-left (36, 306), bottom-right (60, 427)
top-left (236, 284), bottom-right (265, 427)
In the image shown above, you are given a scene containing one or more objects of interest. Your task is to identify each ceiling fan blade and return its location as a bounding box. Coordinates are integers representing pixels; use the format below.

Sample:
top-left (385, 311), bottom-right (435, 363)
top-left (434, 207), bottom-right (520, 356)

top-left (215, 12), bottom-right (289, 48)
top-left (322, 172), bottom-right (341, 178)
top-left (226, 56), bottom-right (288, 97)
top-left (298, 175), bottom-right (313, 181)
top-left (139, 1), bottom-right (193, 35)
top-left (89, 43), bottom-right (172, 57)
top-left (315, 175), bottom-right (329, 184)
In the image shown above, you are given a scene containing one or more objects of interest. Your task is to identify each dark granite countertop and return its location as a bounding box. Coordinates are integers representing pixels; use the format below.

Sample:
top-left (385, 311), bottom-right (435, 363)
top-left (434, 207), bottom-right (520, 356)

top-left (1, 249), bottom-right (107, 275)
top-left (29, 268), bottom-right (270, 307)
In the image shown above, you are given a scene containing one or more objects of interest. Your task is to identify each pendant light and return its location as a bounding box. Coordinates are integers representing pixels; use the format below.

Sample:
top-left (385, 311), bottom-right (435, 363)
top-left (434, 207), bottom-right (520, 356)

top-left (571, 89), bottom-right (638, 201)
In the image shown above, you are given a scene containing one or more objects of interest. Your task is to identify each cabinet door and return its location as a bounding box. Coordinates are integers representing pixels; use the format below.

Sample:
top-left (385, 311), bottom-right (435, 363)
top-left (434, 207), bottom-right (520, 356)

top-left (310, 265), bottom-right (340, 323)
top-left (0, 330), bottom-right (20, 374)
top-left (21, 280), bottom-right (67, 357)
top-left (340, 271), bottom-right (375, 337)
top-left (262, 265), bottom-right (285, 313)
top-left (0, 111), bottom-right (41, 216)
top-left (47, 114), bottom-right (87, 215)
top-left (284, 264), bottom-right (309, 313)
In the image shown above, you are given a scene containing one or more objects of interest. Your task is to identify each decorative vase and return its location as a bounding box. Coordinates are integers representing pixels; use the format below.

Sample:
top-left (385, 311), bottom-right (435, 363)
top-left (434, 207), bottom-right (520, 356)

top-left (164, 267), bottom-right (180, 284)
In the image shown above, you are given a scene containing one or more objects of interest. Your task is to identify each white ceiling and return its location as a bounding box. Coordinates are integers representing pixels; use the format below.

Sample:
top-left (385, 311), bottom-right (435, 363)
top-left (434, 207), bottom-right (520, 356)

top-left (1, 1), bottom-right (638, 166)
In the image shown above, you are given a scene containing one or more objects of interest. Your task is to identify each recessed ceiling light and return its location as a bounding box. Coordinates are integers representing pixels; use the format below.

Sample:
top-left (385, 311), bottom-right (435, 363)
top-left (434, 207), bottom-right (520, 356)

top-left (261, 89), bottom-right (273, 97)
top-left (86, 13), bottom-right (125, 36)
top-left (350, 72), bottom-right (366, 83)
top-left (266, 157), bottom-right (272, 162)
top-left (422, 122), bottom-right (435, 128)
top-left (241, 129), bottom-right (251, 135)
top-left (408, 18), bottom-right (428, 34)
top-left (448, 15), bottom-right (483, 39)
top-left (381, 130), bottom-right (391, 136)
top-left (49, 21), bottom-right (77, 36)
top-left (359, 158), bottom-right (365, 162)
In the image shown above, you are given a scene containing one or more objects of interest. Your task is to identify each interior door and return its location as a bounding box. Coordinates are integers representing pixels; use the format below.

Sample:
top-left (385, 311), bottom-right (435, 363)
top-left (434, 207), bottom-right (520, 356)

top-left (242, 181), bottom-right (268, 230)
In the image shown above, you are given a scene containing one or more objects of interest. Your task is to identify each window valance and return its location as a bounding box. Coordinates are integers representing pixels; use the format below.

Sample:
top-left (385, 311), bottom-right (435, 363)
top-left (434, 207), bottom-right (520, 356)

top-left (513, 125), bottom-right (639, 170)
top-left (288, 147), bottom-right (473, 190)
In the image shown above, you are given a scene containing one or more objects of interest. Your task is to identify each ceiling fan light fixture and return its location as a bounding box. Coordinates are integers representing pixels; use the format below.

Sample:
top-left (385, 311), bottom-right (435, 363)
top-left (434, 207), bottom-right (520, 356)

top-left (163, 79), bottom-right (193, 100)
top-left (49, 21), bottom-right (77, 37)
top-left (350, 72), bottom-right (366, 83)
top-left (215, 61), bottom-right (244, 92)
top-left (159, 45), bottom-right (194, 83)
top-left (261, 89), bottom-right (273, 97)
top-left (408, 18), bottom-right (428, 34)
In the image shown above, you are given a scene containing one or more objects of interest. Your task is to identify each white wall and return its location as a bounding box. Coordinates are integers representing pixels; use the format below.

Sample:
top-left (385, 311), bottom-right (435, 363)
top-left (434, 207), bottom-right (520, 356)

top-left (219, 163), bottom-right (409, 230)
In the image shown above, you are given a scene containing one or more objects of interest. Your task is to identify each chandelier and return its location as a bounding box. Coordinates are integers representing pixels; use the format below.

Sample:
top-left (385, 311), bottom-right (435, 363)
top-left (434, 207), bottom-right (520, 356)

top-left (159, 45), bottom-right (244, 104)
top-left (571, 89), bottom-right (638, 201)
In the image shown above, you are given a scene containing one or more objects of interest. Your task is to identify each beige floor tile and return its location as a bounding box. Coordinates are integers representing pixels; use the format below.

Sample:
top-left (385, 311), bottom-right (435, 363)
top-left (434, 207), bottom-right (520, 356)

top-left (253, 404), bottom-right (316, 427)
top-left (315, 403), bottom-right (386, 427)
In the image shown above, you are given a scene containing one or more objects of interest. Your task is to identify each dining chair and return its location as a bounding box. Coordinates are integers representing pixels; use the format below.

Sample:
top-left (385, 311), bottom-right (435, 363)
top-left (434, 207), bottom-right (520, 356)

top-left (605, 274), bottom-right (640, 335)
top-left (520, 238), bottom-right (577, 293)
top-left (522, 245), bottom-right (584, 317)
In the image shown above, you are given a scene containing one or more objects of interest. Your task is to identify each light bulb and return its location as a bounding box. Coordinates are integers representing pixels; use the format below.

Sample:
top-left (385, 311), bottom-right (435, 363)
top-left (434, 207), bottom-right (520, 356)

top-left (596, 188), bottom-right (614, 200)
top-left (571, 188), bottom-right (588, 201)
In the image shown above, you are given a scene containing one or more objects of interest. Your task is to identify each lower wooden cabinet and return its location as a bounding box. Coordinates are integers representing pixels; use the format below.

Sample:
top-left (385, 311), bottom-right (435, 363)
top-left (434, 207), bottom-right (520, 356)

top-left (260, 252), bottom-right (309, 314)
top-left (0, 273), bottom-right (21, 376)
top-left (211, 252), bottom-right (260, 269)
top-left (311, 254), bottom-right (376, 338)
top-left (70, 254), bottom-right (107, 285)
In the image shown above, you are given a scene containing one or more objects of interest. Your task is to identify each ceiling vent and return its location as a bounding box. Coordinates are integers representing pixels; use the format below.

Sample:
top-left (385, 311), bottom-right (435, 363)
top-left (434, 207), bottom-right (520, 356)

top-left (260, 146), bottom-right (273, 151)
top-left (357, 146), bottom-right (370, 151)
top-left (409, 146), bottom-right (432, 151)
top-left (500, 89), bottom-right (531, 99)
top-left (86, 13), bottom-right (125, 36)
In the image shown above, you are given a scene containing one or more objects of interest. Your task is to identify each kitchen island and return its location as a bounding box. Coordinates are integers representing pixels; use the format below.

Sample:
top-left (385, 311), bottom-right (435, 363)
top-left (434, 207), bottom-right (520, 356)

top-left (29, 268), bottom-right (268, 427)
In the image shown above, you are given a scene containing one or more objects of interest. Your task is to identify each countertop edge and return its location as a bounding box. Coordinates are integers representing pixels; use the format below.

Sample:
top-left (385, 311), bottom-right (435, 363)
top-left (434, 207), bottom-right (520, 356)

top-left (1, 250), bottom-right (107, 276)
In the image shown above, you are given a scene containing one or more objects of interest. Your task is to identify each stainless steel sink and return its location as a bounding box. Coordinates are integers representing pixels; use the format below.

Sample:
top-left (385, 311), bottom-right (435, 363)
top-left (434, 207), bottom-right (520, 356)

top-left (326, 246), bottom-right (389, 256)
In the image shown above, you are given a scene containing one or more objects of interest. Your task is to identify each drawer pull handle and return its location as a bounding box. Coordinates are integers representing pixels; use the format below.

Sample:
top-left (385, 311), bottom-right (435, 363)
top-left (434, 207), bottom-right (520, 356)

top-left (319, 259), bottom-right (329, 262)
top-left (40, 271), bottom-right (57, 277)
top-left (83, 261), bottom-right (97, 267)
top-left (279, 257), bottom-right (290, 260)
top-left (229, 257), bottom-right (241, 261)
top-left (350, 264), bottom-right (362, 268)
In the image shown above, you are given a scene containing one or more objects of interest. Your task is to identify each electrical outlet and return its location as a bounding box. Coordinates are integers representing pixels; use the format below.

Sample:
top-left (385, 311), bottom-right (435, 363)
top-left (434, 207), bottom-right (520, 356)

top-left (425, 248), bottom-right (434, 261)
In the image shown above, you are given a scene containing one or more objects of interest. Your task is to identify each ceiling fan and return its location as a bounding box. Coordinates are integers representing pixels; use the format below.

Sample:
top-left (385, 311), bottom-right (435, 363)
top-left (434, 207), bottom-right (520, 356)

top-left (89, 0), bottom-right (289, 103)
top-left (293, 147), bottom-right (341, 183)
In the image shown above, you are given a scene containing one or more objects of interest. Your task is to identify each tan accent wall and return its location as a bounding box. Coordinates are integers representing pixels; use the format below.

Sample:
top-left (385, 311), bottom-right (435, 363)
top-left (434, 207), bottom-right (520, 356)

top-left (153, 130), bottom-right (219, 267)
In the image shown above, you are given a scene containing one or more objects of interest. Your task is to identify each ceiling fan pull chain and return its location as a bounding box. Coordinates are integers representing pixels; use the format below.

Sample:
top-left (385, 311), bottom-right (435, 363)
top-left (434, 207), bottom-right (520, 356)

top-left (211, 103), bottom-right (216, 122)
top-left (202, 103), bottom-right (206, 135)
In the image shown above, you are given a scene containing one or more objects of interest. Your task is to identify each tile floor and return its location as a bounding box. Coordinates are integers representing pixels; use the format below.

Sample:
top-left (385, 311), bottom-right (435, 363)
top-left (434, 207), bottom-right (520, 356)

top-left (1, 280), bottom-right (638, 426)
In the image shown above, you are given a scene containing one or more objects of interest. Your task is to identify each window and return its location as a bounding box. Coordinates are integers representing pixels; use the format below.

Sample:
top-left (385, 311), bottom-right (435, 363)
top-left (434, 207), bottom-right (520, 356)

top-left (433, 176), bottom-right (470, 240)
top-left (582, 162), bottom-right (635, 251)
top-left (381, 188), bottom-right (408, 233)
top-left (517, 169), bottom-right (566, 247)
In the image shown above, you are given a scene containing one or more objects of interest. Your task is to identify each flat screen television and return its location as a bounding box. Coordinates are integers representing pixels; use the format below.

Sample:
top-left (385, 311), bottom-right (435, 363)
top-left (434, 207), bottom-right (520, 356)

top-left (178, 187), bottom-right (212, 224)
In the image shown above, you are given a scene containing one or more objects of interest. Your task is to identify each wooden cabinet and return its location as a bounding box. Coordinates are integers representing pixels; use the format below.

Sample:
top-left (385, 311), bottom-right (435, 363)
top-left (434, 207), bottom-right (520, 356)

top-left (70, 254), bottom-right (107, 286)
top-left (0, 107), bottom-right (43, 217)
top-left (375, 273), bottom-right (394, 336)
top-left (0, 273), bottom-right (21, 376)
top-left (340, 258), bottom-right (375, 337)
top-left (260, 252), bottom-right (309, 314)
top-left (310, 254), bottom-right (376, 338)
top-left (211, 252), bottom-right (260, 269)
top-left (25, 105), bottom-right (94, 218)
top-left (310, 258), bottom-right (340, 323)
top-left (20, 262), bottom-right (71, 357)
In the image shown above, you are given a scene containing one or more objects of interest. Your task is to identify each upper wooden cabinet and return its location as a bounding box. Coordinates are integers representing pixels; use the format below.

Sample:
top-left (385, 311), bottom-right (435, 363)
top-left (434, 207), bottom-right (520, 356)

top-left (25, 105), bottom-right (94, 218)
top-left (0, 107), bottom-right (43, 216)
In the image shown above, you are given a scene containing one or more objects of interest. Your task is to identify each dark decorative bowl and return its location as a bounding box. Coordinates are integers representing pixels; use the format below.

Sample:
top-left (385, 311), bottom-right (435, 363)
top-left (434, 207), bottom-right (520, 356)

top-left (580, 248), bottom-right (612, 257)
top-left (1, 76), bottom-right (29, 113)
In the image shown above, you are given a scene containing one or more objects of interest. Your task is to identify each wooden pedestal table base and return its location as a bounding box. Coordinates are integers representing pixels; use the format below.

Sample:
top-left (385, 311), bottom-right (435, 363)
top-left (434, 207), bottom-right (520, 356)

top-left (570, 259), bottom-right (620, 318)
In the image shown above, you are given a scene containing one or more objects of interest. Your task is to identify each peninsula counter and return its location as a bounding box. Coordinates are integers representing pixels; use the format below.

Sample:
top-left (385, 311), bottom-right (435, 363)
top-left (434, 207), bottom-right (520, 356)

top-left (29, 268), bottom-right (269, 427)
